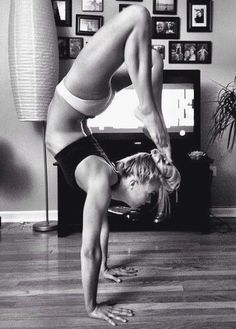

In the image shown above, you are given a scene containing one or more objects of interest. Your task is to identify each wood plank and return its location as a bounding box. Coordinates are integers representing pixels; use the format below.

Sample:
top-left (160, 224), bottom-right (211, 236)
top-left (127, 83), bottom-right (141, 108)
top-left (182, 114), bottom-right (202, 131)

top-left (1, 222), bottom-right (236, 328)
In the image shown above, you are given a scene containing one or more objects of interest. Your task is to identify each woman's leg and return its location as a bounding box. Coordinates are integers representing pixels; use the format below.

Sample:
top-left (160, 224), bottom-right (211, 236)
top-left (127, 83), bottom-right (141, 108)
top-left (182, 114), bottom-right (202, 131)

top-left (150, 48), bottom-right (172, 161)
top-left (66, 5), bottom-right (168, 147)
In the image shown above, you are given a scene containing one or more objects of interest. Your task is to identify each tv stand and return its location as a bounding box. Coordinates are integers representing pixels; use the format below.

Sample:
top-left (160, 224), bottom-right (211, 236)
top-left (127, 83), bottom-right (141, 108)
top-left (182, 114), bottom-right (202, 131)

top-left (56, 137), bottom-right (213, 237)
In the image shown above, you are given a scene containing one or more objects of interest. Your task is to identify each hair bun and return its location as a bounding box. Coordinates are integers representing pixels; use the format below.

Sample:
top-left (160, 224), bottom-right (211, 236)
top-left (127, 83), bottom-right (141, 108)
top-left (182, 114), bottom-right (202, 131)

top-left (151, 148), bottom-right (181, 194)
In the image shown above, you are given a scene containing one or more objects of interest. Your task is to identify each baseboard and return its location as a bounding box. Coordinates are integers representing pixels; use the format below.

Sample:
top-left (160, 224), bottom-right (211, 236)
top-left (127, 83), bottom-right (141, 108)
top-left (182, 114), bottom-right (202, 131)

top-left (0, 208), bottom-right (235, 223)
top-left (0, 210), bottom-right (58, 223)
top-left (210, 207), bottom-right (236, 218)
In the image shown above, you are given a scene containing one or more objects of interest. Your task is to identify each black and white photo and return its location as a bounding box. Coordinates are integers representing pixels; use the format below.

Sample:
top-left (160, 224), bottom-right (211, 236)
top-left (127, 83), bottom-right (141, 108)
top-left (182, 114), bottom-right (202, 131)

top-left (169, 41), bottom-right (212, 63)
top-left (5, 1), bottom-right (236, 329)
top-left (152, 17), bottom-right (180, 39)
top-left (187, 0), bottom-right (212, 32)
top-left (76, 15), bottom-right (104, 35)
top-left (82, 0), bottom-right (103, 12)
top-left (58, 37), bottom-right (69, 58)
top-left (69, 38), bottom-right (84, 58)
top-left (52, 0), bottom-right (72, 26)
top-left (153, 0), bottom-right (177, 15)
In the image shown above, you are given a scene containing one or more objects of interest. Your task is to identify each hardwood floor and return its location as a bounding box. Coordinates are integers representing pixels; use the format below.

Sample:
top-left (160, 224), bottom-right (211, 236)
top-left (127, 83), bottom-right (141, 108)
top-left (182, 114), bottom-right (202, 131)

top-left (1, 220), bottom-right (236, 329)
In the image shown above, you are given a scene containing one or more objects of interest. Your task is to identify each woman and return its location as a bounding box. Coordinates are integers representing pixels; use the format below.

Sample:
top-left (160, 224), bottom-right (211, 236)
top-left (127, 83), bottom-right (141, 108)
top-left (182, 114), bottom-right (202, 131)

top-left (197, 45), bottom-right (208, 62)
top-left (46, 5), bottom-right (180, 326)
top-left (189, 46), bottom-right (196, 62)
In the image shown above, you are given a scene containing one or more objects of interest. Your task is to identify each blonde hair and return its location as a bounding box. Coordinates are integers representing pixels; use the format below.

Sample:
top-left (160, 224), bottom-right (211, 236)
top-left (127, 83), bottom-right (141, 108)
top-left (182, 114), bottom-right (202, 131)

top-left (116, 150), bottom-right (181, 217)
top-left (116, 152), bottom-right (160, 184)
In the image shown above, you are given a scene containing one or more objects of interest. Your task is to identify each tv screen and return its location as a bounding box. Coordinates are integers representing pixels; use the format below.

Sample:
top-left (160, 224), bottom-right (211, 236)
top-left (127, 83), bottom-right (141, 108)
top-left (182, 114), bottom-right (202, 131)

top-left (88, 83), bottom-right (194, 137)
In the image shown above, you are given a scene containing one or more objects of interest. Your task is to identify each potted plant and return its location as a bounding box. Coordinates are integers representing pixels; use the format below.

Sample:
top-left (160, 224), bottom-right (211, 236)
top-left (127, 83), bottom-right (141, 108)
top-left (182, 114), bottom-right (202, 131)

top-left (209, 77), bottom-right (236, 151)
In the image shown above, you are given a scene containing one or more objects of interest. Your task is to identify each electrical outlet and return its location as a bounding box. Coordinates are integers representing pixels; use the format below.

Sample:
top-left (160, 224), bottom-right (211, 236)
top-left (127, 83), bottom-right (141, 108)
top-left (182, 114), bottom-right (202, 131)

top-left (210, 165), bottom-right (217, 176)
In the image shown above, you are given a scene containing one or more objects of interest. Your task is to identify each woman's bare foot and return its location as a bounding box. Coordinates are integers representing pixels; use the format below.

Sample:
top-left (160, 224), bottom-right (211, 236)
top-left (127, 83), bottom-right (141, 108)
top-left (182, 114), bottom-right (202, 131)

top-left (134, 106), bottom-right (167, 146)
top-left (134, 106), bottom-right (172, 163)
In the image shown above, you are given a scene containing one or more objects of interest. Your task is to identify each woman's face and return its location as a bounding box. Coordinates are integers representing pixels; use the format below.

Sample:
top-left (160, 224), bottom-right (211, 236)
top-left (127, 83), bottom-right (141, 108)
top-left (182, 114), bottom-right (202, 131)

top-left (196, 10), bottom-right (202, 17)
top-left (157, 22), bottom-right (165, 33)
top-left (127, 178), bottom-right (160, 210)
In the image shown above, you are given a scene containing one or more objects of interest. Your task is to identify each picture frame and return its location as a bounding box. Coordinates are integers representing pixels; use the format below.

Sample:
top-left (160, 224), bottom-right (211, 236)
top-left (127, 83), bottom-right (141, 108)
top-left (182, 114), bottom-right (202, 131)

top-left (58, 37), bottom-right (84, 59)
top-left (82, 0), bottom-right (103, 12)
top-left (76, 15), bottom-right (104, 36)
top-left (119, 4), bottom-right (131, 12)
top-left (187, 0), bottom-right (212, 32)
top-left (153, 0), bottom-right (177, 15)
top-left (152, 17), bottom-right (180, 39)
top-left (152, 45), bottom-right (165, 59)
top-left (68, 38), bottom-right (84, 59)
top-left (58, 37), bottom-right (68, 59)
top-left (52, 0), bottom-right (72, 27)
top-left (169, 41), bottom-right (212, 64)
top-left (116, 0), bottom-right (143, 1)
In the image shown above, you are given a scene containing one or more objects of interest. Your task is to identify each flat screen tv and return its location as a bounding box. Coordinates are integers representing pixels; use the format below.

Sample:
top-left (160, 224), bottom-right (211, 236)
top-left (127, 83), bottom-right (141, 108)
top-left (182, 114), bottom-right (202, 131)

top-left (89, 70), bottom-right (200, 154)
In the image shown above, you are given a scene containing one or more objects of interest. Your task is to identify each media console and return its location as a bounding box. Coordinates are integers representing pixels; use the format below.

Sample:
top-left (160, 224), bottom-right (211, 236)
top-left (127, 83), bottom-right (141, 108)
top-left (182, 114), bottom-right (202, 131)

top-left (55, 70), bottom-right (213, 237)
top-left (56, 143), bottom-right (212, 237)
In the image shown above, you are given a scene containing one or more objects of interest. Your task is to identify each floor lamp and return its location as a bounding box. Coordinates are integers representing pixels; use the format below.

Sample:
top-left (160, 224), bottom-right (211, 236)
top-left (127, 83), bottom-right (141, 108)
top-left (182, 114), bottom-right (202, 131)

top-left (8, 0), bottom-right (59, 232)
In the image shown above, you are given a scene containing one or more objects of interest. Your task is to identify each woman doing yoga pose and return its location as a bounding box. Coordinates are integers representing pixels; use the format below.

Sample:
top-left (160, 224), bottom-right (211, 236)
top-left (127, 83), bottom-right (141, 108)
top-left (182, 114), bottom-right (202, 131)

top-left (46, 5), bottom-right (180, 326)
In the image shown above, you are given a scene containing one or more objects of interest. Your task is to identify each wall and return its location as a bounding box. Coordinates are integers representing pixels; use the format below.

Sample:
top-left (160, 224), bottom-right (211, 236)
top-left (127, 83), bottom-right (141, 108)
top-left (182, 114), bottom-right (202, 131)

top-left (0, 0), bottom-right (236, 219)
top-left (0, 0), bottom-right (57, 217)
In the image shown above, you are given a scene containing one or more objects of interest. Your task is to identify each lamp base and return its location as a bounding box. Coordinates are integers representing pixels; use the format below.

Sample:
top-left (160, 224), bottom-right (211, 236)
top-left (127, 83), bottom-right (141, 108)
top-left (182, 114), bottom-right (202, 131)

top-left (33, 221), bottom-right (58, 232)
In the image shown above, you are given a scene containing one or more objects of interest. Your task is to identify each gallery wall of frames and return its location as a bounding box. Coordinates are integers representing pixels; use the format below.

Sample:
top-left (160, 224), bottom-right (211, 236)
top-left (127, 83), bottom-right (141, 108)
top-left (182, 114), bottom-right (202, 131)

top-left (52, 0), bottom-right (213, 65)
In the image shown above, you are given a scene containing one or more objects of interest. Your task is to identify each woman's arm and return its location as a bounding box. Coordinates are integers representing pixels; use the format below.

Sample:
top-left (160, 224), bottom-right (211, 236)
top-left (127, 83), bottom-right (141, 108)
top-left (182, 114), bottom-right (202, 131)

top-left (79, 160), bottom-right (134, 325)
top-left (100, 215), bottom-right (110, 273)
top-left (100, 215), bottom-right (138, 283)
top-left (81, 171), bottom-right (111, 313)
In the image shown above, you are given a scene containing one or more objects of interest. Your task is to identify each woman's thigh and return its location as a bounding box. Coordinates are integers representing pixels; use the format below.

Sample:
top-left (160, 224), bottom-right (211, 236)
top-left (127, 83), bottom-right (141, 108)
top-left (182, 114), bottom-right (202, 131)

top-left (67, 5), bottom-right (150, 94)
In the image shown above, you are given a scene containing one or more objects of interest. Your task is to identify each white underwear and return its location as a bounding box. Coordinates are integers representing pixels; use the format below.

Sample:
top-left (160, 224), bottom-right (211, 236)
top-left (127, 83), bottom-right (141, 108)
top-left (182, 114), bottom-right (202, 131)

top-left (56, 78), bottom-right (115, 118)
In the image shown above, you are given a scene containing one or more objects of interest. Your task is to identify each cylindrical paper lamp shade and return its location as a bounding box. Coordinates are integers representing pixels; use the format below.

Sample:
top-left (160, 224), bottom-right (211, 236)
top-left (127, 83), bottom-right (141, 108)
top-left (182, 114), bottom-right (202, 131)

top-left (8, 0), bottom-right (59, 121)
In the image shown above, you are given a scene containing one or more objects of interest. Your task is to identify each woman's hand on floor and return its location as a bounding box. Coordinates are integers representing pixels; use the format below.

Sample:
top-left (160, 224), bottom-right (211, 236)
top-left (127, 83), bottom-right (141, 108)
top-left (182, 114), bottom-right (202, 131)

top-left (89, 303), bottom-right (134, 326)
top-left (102, 266), bottom-right (138, 283)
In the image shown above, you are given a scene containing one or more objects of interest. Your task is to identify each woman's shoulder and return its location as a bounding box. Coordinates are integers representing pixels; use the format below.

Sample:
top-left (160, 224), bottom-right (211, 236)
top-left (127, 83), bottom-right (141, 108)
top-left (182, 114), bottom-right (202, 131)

top-left (75, 155), bottom-right (117, 191)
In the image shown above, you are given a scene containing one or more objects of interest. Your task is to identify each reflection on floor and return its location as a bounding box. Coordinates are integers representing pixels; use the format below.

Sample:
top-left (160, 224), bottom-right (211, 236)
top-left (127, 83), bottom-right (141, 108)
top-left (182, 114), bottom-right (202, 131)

top-left (0, 219), bottom-right (236, 329)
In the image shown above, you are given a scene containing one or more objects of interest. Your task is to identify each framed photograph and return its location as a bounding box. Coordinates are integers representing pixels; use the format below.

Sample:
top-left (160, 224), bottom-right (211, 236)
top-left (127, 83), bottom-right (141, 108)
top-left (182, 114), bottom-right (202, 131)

top-left (119, 4), bottom-right (131, 12)
top-left (58, 37), bottom-right (69, 59)
top-left (187, 0), bottom-right (212, 32)
top-left (58, 37), bottom-right (84, 59)
top-left (169, 41), bottom-right (212, 64)
top-left (68, 38), bottom-right (84, 59)
top-left (76, 15), bottom-right (104, 36)
top-left (153, 0), bottom-right (177, 15)
top-left (52, 0), bottom-right (72, 27)
top-left (152, 17), bottom-right (180, 39)
top-left (152, 45), bottom-right (165, 59)
top-left (82, 0), bottom-right (103, 12)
